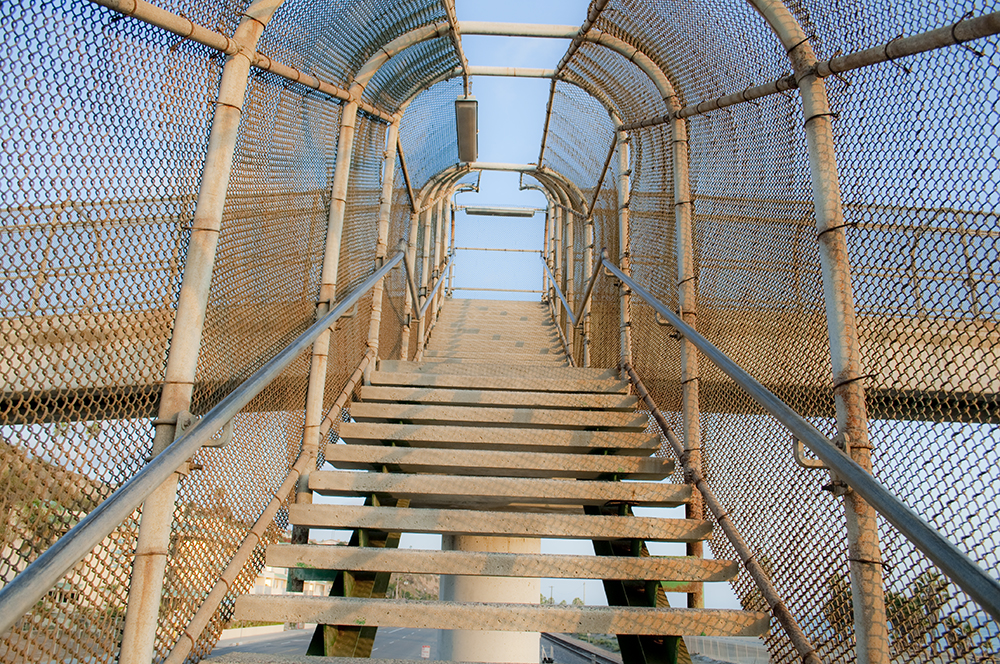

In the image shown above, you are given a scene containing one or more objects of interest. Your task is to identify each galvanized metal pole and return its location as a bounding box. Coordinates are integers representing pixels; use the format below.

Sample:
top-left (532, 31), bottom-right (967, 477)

top-left (413, 200), bottom-right (434, 359)
top-left (118, 5), bottom-right (282, 662)
top-left (433, 197), bottom-right (447, 318)
top-left (672, 114), bottom-right (704, 609)
top-left (400, 208), bottom-right (419, 360)
top-left (582, 214), bottom-right (594, 368)
top-left (750, 1), bottom-right (889, 660)
top-left (448, 202), bottom-right (457, 296)
top-left (542, 207), bottom-right (551, 299)
top-left (553, 204), bottom-right (564, 327)
top-left (562, 191), bottom-right (575, 361)
top-left (616, 129), bottom-right (632, 370)
top-left (365, 118), bottom-right (401, 381)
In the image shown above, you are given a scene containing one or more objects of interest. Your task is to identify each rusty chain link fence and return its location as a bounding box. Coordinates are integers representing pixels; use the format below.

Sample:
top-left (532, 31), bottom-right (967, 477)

top-left (2, 0), bottom-right (998, 662)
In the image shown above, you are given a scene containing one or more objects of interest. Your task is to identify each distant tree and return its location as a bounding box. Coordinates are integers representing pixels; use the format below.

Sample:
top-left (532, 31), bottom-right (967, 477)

top-left (572, 597), bottom-right (584, 606)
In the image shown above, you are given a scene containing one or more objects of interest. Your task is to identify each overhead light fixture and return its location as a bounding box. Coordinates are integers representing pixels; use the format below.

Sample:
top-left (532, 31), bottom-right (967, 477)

top-left (463, 206), bottom-right (539, 218)
top-left (455, 96), bottom-right (478, 162)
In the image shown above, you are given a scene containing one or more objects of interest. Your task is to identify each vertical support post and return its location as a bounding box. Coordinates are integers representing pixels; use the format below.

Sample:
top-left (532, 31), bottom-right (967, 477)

top-left (552, 204), bottom-right (563, 326)
top-left (118, 6), bottom-right (280, 663)
top-left (400, 207), bottom-right (420, 360)
top-left (294, 97), bottom-right (360, 546)
top-left (365, 118), bottom-right (400, 382)
top-left (798, 62), bottom-right (889, 664)
top-left (616, 129), bottom-right (633, 370)
top-left (447, 202), bottom-right (457, 296)
top-left (432, 196), bottom-right (447, 320)
top-left (671, 115), bottom-right (704, 608)
top-left (583, 214), bottom-right (594, 368)
top-left (542, 207), bottom-right (551, 301)
top-left (414, 199), bottom-right (434, 360)
top-left (563, 200), bottom-right (575, 362)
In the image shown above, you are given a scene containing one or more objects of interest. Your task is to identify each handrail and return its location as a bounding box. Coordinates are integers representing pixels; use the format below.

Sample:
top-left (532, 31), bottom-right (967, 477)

top-left (0, 251), bottom-right (405, 636)
top-left (592, 252), bottom-right (1000, 623)
top-left (573, 247), bottom-right (607, 324)
top-left (624, 363), bottom-right (820, 663)
top-left (538, 253), bottom-right (577, 326)
top-left (417, 252), bottom-right (454, 320)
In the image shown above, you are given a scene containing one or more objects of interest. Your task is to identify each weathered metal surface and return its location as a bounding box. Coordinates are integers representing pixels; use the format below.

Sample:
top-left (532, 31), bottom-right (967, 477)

top-left (309, 470), bottom-right (691, 508)
top-left (349, 402), bottom-right (648, 430)
top-left (369, 371), bottom-right (629, 394)
top-left (325, 443), bottom-right (673, 479)
top-left (338, 422), bottom-right (658, 454)
top-left (233, 596), bottom-right (768, 637)
top-left (378, 360), bottom-right (617, 381)
top-left (288, 504), bottom-right (712, 542)
top-left (358, 385), bottom-right (638, 410)
top-left (267, 546), bottom-right (734, 582)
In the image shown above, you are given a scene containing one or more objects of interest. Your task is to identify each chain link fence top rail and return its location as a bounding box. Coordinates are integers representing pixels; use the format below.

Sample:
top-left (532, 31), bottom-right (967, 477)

top-left (0, 0), bottom-right (458, 661)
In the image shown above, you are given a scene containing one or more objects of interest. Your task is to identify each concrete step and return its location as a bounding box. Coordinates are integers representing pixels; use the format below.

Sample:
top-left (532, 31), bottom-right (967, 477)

top-left (349, 403), bottom-right (649, 431)
top-left (378, 361), bottom-right (617, 381)
top-left (324, 444), bottom-right (673, 479)
top-left (337, 423), bottom-right (659, 454)
top-left (369, 372), bottom-right (628, 394)
top-left (421, 349), bottom-right (565, 360)
top-left (357, 386), bottom-right (637, 411)
top-left (233, 596), bottom-right (769, 637)
top-left (309, 470), bottom-right (691, 509)
top-left (267, 546), bottom-right (737, 582)
top-left (287, 504), bottom-right (711, 542)
top-left (423, 338), bottom-right (562, 351)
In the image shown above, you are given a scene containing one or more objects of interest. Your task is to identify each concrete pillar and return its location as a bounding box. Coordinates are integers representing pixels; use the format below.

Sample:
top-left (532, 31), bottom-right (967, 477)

top-left (440, 536), bottom-right (540, 664)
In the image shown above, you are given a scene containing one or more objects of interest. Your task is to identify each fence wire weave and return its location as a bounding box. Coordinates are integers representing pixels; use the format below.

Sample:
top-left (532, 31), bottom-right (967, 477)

top-left (2, 0), bottom-right (999, 662)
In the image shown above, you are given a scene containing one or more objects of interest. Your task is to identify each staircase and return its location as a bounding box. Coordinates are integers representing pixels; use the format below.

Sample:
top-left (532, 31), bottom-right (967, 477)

top-left (227, 299), bottom-right (768, 663)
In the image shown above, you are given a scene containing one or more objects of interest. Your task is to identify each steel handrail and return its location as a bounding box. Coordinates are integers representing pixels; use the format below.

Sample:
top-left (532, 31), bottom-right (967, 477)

top-left (538, 253), bottom-right (577, 326)
top-left (573, 247), bottom-right (607, 324)
top-left (417, 252), bottom-right (454, 320)
top-left (0, 251), bottom-right (405, 635)
top-left (594, 253), bottom-right (1000, 623)
top-left (400, 239), bottom-right (422, 317)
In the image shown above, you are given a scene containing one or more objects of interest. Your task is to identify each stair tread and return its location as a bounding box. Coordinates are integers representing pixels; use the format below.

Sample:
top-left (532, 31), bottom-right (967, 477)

top-left (325, 444), bottom-right (673, 479)
top-left (266, 546), bottom-right (736, 582)
top-left (233, 596), bottom-right (769, 637)
top-left (288, 504), bottom-right (710, 541)
top-left (309, 470), bottom-right (691, 508)
top-left (349, 403), bottom-right (648, 431)
top-left (369, 372), bottom-right (628, 394)
top-left (358, 386), bottom-right (637, 410)
top-left (337, 423), bottom-right (659, 454)
top-left (379, 361), bottom-right (616, 381)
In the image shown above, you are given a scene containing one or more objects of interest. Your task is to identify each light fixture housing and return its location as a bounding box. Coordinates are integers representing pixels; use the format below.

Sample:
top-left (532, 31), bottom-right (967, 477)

top-left (455, 96), bottom-right (478, 162)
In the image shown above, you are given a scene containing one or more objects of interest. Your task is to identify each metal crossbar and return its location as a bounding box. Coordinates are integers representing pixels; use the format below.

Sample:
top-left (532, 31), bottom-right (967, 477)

top-left (0, 251), bottom-right (407, 636)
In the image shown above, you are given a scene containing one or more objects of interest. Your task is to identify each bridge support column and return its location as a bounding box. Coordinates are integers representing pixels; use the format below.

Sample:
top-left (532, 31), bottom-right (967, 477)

top-left (440, 536), bottom-right (540, 664)
top-left (118, 6), bottom-right (281, 662)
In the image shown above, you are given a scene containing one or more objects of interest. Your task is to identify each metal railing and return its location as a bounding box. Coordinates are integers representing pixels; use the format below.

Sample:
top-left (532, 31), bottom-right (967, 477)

top-left (577, 247), bottom-right (1000, 625)
top-left (0, 250), bottom-right (409, 636)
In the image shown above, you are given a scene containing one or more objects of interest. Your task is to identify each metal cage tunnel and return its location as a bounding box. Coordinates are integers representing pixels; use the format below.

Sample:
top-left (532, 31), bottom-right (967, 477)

top-left (0, 1), bottom-right (998, 663)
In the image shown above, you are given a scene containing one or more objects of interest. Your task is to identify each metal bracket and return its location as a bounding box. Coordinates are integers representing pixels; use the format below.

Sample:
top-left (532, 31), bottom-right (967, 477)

top-left (792, 436), bottom-right (826, 469)
top-left (174, 410), bottom-right (233, 449)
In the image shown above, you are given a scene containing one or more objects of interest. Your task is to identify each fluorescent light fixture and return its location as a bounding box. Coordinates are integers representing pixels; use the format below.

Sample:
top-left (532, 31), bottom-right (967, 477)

top-left (455, 96), bottom-right (478, 162)
top-left (463, 206), bottom-right (539, 217)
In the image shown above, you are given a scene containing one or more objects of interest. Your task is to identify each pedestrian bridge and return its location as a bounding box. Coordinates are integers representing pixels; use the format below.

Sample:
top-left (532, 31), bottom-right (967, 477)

top-left (0, 2), bottom-right (998, 664)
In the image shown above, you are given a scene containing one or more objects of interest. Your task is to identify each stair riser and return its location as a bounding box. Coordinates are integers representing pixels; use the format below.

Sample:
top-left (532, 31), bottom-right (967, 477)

top-left (233, 596), bottom-right (769, 637)
top-left (288, 505), bottom-right (711, 542)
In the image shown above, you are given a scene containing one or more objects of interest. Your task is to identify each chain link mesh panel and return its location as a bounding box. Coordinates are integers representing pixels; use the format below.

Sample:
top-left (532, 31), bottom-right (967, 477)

top-left (1, 0), bottom-right (225, 660)
top-left (398, 79), bottom-right (465, 190)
